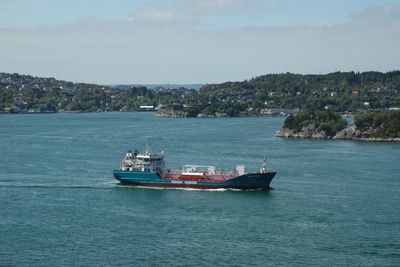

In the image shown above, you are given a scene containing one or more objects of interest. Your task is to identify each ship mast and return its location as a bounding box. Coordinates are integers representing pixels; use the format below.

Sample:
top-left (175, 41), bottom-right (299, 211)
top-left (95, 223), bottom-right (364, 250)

top-left (145, 144), bottom-right (150, 155)
top-left (260, 155), bottom-right (267, 173)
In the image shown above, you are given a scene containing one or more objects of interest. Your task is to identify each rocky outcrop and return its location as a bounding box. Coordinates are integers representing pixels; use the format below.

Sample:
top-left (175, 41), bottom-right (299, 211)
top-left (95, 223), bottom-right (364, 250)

top-left (275, 123), bottom-right (330, 139)
top-left (276, 123), bottom-right (400, 142)
top-left (333, 123), bottom-right (400, 142)
top-left (332, 123), bottom-right (362, 139)
top-left (155, 109), bottom-right (188, 118)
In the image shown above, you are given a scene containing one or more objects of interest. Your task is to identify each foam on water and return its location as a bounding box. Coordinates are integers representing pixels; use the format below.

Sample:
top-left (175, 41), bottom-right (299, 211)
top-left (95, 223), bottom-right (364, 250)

top-left (119, 185), bottom-right (229, 192)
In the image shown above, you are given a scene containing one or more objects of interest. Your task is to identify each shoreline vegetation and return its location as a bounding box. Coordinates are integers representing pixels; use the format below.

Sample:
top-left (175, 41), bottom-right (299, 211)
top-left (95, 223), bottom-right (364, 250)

top-left (1, 71), bottom-right (400, 141)
top-left (2, 71), bottom-right (400, 116)
top-left (275, 109), bottom-right (400, 142)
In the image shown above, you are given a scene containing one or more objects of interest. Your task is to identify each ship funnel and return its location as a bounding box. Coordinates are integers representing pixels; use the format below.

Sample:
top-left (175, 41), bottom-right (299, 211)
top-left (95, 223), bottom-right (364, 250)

top-left (236, 165), bottom-right (246, 175)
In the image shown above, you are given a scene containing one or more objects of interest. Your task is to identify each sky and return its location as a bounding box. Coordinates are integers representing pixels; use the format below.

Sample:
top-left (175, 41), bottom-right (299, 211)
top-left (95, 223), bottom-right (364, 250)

top-left (0, 0), bottom-right (399, 84)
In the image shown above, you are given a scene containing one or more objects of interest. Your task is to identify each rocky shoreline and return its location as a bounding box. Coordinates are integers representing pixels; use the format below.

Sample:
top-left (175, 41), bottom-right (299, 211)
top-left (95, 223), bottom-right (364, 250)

top-left (275, 123), bottom-right (400, 142)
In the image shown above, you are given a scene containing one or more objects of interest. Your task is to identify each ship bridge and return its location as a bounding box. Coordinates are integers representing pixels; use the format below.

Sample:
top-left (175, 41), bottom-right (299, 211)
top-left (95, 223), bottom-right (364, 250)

top-left (122, 147), bottom-right (166, 173)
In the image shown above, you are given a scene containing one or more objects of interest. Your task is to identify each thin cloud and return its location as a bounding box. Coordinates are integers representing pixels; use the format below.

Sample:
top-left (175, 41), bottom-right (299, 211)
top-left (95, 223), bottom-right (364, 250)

top-left (0, 2), bottom-right (399, 84)
top-left (69, 6), bottom-right (191, 31)
top-left (129, 6), bottom-right (183, 23)
top-left (176, 0), bottom-right (268, 14)
top-left (351, 3), bottom-right (400, 25)
top-left (121, 0), bottom-right (268, 29)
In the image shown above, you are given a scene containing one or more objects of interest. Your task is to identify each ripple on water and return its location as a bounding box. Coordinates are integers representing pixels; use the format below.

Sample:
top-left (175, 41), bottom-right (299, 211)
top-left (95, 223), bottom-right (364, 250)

top-left (1, 113), bottom-right (400, 266)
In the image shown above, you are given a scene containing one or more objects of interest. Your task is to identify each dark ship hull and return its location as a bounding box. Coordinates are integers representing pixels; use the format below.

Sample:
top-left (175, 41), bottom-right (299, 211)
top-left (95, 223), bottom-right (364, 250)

top-left (113, 170), bottom-right (276, 190)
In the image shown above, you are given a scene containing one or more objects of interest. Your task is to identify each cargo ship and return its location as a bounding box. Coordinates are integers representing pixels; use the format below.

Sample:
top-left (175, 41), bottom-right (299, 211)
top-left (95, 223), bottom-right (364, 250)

top-left (113, 146), bottom-right (277, 190)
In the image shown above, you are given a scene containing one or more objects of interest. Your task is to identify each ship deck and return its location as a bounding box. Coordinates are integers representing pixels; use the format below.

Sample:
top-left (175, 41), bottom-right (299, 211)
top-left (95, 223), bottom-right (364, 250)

top-left (161, 171), bottom-right (237, 182)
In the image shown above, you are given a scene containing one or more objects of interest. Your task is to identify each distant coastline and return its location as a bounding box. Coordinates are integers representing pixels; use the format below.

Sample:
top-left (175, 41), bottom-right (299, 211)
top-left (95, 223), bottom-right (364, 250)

top-left (2, 71), bottom-right (400, 116)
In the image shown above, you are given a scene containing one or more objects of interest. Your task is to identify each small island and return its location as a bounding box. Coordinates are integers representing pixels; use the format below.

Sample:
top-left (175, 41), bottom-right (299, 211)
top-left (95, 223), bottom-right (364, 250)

top-left (276, 109), bottom-right (400, 142)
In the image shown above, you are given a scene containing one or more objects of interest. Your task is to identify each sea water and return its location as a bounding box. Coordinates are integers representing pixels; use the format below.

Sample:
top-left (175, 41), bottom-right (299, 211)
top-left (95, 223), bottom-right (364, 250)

top-left (0, 112), bottom-right (399, 266)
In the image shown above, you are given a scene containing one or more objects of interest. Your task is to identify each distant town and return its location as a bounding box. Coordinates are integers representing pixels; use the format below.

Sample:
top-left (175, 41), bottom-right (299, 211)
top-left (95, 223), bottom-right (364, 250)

top-left (1, 71), bottom-right (400, 117)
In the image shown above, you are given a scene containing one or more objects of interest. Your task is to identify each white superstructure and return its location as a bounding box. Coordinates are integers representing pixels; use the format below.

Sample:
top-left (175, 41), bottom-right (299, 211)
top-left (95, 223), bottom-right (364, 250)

top-left (121, 146), bottom-right (165, 173)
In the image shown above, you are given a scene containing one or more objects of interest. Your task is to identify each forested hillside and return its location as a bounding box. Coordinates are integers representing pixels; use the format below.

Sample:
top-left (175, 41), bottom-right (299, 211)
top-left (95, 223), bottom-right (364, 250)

top-left (1, 71), bottom-right (400, 115)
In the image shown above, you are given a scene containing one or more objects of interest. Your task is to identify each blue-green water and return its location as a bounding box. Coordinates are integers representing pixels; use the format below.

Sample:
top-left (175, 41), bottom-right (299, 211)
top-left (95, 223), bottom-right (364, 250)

top-left (1, 112), bottom-right (399, 266)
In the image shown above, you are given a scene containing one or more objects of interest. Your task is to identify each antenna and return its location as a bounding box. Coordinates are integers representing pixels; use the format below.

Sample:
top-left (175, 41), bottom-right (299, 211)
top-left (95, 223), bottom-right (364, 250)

top-left (145, 144), bottom-right (151, 155)
top-left (260, 155), bottom-right (267, 173)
